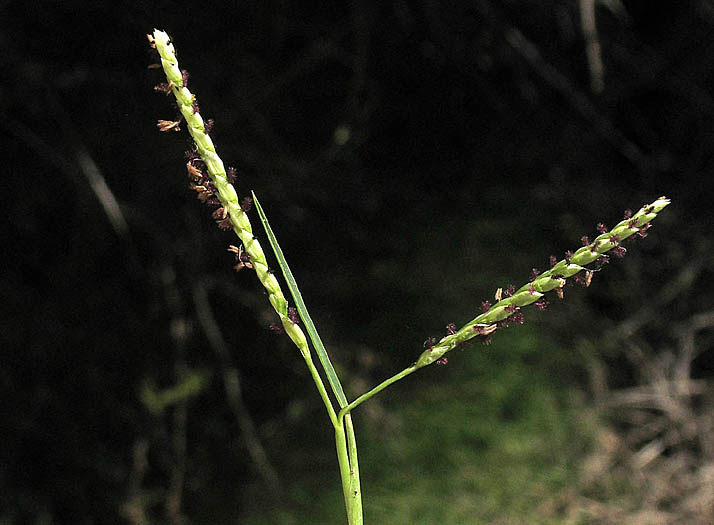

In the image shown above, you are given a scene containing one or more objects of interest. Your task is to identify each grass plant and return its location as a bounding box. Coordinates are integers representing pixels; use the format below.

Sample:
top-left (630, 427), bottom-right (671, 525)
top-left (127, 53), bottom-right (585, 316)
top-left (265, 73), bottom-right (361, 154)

top-left (148, 28), bottom-right (670, 523)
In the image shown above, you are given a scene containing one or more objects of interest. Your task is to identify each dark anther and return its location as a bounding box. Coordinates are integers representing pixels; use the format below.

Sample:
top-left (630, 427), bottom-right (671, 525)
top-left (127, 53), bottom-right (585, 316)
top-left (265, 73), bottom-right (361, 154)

top-left (153, 82), bottom-right (173, 95)
top-left (288, 307), bottom-right (299, 325)
top-left (423, 336), bottom-right (437, 351)
top-left (612, 246), bottom-right (627, 258)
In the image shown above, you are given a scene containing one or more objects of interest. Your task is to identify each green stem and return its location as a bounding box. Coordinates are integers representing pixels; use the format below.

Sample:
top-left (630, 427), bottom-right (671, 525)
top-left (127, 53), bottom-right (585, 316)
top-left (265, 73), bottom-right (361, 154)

top-left (344, 414), bottom-right (362, 523)
top-left (332, 365), bottom-right (420, 524)
top-left (339, 365), bottom-right (418, 424)
top-left (303, 353), bottom-right (338, 428)
top-left (335, 421), bottom-right (359, 524)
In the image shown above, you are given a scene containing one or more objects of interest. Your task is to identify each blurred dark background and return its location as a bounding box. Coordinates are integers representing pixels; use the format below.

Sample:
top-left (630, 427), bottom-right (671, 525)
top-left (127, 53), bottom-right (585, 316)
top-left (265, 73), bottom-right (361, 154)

top-left (2, 1), bottom-right (713, 523)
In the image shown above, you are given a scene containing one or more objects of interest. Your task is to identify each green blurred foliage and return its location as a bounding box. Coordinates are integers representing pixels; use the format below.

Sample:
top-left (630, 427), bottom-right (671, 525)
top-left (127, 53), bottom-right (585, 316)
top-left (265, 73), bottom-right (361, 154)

top-left (237, 328), bottom-right (595, 523)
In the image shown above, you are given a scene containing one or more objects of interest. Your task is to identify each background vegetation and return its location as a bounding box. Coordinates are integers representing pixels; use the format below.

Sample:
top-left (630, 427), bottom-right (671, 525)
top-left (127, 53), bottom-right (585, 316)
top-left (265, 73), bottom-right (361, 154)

top-left (2, 1), bottom-right (712, 523)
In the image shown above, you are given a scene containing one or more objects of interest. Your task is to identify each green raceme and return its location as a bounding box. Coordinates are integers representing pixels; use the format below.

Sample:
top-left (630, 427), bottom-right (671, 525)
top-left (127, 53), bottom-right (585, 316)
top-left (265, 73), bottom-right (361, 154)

top-left (151, 29), bottom-right (311, 357)
top-left (414, 196), bottom-right (670, 368)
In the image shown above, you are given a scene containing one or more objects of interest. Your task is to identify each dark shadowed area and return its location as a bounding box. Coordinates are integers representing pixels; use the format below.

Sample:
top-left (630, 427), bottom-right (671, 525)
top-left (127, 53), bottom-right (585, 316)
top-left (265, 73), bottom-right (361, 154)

top-left (2, 1), bottom-right (713, 523)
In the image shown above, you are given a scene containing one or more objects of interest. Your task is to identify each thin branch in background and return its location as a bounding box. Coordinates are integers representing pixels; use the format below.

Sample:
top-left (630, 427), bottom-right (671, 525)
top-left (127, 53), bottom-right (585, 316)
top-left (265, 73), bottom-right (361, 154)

top-left (579, 0), bottom-right (605, 93)
top-left (476, 0), bottom-right (654, 174)
top-left (192, 280), bottom-right (282, 495)
top-left (42, 87), bottom-right (132, 240)
top-left (165, 400), bottom-right (188, 525)
top-left (675, 310), bottom-right (714, 389)
top-left (120, 438), bottom-right (150, 525)
top-left (697, 0), bottom-right (714, 22)
top-left (3, 112), bottom-right (132, 250)
top-left (159, 266), bottom-right (190, 525)
top-left (238, 21), bottom-right (375, 179)
top-left (306, 0), bottom-right (377, 173)
top-left (609, 243), bottom-right (713, 341)
top-left (503, 25), bottom-right (650, 172)
top-left (2, 73), bottom-right (142, 278)
top-left (239, 38), bottom-right (352, 178)
top-left (596, 0), bottom-right (630, 22)
top-left (4, 113), bottom-right (130, 242)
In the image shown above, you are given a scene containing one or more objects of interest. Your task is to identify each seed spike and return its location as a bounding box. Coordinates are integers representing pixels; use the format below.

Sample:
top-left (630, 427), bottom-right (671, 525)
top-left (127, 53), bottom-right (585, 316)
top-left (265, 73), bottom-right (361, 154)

top-left (151, 28), bottom-right (312, 357)
top-left (415, 196), bottom-right (670, 368)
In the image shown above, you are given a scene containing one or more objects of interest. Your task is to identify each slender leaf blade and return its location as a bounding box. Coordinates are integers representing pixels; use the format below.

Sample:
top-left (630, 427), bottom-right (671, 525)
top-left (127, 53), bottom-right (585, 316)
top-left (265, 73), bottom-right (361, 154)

top-left (252, 192), bottom-right (349, 408)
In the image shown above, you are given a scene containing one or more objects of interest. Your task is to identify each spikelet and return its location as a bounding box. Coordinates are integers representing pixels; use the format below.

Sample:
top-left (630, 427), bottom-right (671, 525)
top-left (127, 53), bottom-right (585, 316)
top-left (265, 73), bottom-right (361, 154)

top-left (150, 29), bottom-right (309, 355)
top-left (416, 197), bottom-right (671, 367)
